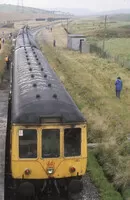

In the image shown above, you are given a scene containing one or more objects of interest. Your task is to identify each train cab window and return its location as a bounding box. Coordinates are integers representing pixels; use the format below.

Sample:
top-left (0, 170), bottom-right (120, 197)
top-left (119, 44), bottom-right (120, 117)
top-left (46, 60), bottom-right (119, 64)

top-left (64, 128), bottom-right (81, 157)
top-left (42, 129), bottom-right (60, 158)
top-left (19, 129), bottom-right (37, 158)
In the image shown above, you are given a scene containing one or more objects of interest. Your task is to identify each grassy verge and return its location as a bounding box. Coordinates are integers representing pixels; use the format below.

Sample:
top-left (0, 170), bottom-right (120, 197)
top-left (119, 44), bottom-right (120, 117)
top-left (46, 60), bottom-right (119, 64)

top-left (0, 41), bottom-right (12, 82)
top-left (88, 151), bottom-right (123, 200)
top-left (37, 27), bottom-right (130, 199)
top-left (122, 188), bottom-right (130, 200)
top-left (98, 38), bottom-right (130, 60)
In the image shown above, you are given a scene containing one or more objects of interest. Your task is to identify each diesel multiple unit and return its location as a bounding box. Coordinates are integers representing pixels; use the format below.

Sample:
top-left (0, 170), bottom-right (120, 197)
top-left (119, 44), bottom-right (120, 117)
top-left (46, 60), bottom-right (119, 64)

top-left (4, 26), bottom-right (87, 200)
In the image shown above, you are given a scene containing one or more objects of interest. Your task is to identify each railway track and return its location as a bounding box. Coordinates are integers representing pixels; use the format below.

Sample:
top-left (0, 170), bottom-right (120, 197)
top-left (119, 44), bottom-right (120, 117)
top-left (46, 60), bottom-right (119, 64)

top-left (0, 26), bottom-right (99, 200)
top-left (0, 73), bottom-right (99, 200)
top-left (0, 71), bottom-right (9, 200)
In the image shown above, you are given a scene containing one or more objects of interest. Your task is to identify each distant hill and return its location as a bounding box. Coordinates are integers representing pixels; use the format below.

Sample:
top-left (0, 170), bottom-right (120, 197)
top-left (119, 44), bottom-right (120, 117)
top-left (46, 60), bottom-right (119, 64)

top-left (0, 4), bottom-right (70, 23)
top-left (98, 13), bottom-right (130, 22)
top-left (98, 9), bottom-right (130, 16)
top-left (1, 4), bottom-right (130, 21)
top-left (0, 4), bottom-right (50, 14)
top-left (54, 8), bottom-right (130, 17)
top-left (107, 14), bottom-right (130, 21)
top-left (56, 8), bottom-right (95, 16)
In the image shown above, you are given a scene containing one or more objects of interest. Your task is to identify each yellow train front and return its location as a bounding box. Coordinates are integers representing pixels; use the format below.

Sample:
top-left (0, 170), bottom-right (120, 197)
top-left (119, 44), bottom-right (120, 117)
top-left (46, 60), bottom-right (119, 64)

top-left (4, 27), bottom-right (87, 200)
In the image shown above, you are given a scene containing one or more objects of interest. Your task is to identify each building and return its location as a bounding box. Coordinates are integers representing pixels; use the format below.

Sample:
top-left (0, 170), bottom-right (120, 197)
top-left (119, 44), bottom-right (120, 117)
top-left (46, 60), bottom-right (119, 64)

top-left (67, 34), bottom-right (88, 52)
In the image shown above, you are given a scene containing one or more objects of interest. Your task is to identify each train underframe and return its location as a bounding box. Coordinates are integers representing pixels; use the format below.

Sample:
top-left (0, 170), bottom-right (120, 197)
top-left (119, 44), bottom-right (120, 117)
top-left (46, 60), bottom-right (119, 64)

top-left (5, 175), bottom-right (83, 200)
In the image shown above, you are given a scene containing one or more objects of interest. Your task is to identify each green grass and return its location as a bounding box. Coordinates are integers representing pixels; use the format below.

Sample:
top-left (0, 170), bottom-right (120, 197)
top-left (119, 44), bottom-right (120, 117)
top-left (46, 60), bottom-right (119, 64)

top-left (88, 151), bottom-right (123, 200)
top-left (122, 188), bottom-right (130, 200)
top-left (98, 38), bottom-right (130, 60)
top-left (37, 25), bottom-right (130, 198)
top-left (68, 19), bottom-right (130, 43)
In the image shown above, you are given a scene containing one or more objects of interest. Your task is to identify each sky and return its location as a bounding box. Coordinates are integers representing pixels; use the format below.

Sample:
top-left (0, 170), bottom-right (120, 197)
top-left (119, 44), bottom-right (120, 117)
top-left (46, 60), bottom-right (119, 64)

top-left (1, 0), bottom-right (130, 11)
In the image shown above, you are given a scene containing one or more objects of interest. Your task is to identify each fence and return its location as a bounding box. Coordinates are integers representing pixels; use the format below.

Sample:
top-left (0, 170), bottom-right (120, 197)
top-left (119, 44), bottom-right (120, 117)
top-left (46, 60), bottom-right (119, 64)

top-left (90, 43), bottom-right (130, 70)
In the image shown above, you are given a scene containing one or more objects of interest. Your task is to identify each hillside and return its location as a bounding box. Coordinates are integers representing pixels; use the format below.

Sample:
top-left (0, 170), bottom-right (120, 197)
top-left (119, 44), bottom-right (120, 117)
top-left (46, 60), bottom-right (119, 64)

top-left (0, 4), bottom-right (47, 22)
top-left (37, 24), bottom-right (130, 197)
top-left (0, 4), bottom-right (50, 14)
top-left (56, 8), bottom-right (95, 16)
top-left (108, 14), bottom-right (130, 21)
top-left (98, 13), bottom-right (130, 22)
top-left (0, 4), bottom-right (69, 22)
top-left (99, 9), bottom-right (130, 16)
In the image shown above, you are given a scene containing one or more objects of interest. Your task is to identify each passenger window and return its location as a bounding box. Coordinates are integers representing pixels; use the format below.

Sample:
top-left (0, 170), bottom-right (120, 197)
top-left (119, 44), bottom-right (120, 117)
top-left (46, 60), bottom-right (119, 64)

top-left (42, 129), bottom-right (60, 158)
top-left (19, 129), bottom-right (37, 158)
top-left (64, 128), bottom-right (81, 157)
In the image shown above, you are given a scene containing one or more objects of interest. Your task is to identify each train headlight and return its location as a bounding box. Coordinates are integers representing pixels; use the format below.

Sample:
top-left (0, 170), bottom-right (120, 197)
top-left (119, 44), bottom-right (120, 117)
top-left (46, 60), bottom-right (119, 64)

top-left (24, 168), bottom-right (31, 175)
top-left (47, 168), bottom-right (54, 175)
top-left (69, 167), bottom-right (76, 173)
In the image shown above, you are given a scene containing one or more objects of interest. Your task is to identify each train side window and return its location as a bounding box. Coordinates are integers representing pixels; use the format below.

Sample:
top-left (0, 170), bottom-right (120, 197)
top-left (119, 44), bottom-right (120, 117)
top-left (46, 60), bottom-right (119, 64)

top-left (64, 128), bottom-right (81, 157)
top-left (42, 129), bottom-right (60, 158)
top-left (19, 129), bottom-right (37, 158)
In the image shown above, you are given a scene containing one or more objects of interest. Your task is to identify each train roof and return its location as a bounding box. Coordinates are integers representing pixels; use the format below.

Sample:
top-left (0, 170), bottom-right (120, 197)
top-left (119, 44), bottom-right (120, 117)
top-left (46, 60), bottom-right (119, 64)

top-left (11, 30), bottom-right (86, 124)
top-left (15, 27), bottom-right (38, 50)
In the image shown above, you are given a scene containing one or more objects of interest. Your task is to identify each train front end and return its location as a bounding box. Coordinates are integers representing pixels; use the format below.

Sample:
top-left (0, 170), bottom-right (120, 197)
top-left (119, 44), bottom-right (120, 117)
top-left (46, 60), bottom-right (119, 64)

top-left (11, 121), bottom-right (87, 198)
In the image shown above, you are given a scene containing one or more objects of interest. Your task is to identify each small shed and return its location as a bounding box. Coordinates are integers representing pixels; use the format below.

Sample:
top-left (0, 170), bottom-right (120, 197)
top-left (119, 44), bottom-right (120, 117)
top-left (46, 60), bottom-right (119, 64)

top-left (67, 34), bottom-right (86, 51)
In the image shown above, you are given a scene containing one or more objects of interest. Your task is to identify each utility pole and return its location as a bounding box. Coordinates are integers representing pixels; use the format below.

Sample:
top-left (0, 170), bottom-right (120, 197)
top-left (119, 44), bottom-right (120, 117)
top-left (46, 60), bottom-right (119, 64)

top-left (17, 0), bottom-right (24, 13)
top-left (66, 13), bottom-right (70, 33)
top-left (67, 18), bottom-right (69, 32)
top-left (102, 15), bottom-right (107, 52)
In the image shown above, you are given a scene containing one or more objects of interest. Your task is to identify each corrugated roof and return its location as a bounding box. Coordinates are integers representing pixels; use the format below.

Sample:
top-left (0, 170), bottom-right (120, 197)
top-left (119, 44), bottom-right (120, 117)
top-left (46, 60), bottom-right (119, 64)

top-left (68, 34), bottom-right (86, 38)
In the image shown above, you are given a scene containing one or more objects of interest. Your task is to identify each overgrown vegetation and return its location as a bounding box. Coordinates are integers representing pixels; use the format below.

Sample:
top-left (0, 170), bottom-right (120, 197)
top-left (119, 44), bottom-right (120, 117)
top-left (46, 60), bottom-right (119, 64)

top-left (88, 151), bottom-right (123, 200)
top-left (37, 25), bottom-right (130, 198)
top-left (98, 38), bottom-right (130, 60)
top-left (0, 41), bottom-right (12, 82)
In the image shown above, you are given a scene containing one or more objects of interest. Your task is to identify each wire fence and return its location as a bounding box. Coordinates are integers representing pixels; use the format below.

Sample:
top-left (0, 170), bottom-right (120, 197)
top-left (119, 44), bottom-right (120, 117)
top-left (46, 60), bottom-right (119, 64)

top-left (90, 43), bottom-right (130, 70)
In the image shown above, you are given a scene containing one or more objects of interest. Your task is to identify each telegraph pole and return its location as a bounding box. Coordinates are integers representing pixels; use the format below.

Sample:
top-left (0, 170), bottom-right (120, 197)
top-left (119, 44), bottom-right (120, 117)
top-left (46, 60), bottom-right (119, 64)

top-left (66, 13), bottom-right (70, 33)
top-left (102, 15), bottom-right (107, 52)
top-left (17, 0), bottom-right (24, 13)
top-left (67, 18), bottom-right (69, 32)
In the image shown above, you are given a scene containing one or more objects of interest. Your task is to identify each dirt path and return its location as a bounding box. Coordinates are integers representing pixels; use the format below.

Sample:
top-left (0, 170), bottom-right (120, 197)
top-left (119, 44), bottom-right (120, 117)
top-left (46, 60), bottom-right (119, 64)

top-left (39, 26), bottom-right (67, 49)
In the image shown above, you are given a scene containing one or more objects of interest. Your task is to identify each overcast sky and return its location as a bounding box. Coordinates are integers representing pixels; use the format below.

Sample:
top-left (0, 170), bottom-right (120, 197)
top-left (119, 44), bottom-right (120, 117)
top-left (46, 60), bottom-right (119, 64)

top-left (1, 0), bottom-right (130, 11)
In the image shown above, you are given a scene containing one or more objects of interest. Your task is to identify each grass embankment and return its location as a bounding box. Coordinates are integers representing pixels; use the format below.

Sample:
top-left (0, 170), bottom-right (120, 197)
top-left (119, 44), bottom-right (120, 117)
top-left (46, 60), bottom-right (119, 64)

top-left (37, 25), bottom-right (130, 199)
top-left (88, 151), bottom-right (122, 200)
top-left (0, 41), bottom-right (12, 82)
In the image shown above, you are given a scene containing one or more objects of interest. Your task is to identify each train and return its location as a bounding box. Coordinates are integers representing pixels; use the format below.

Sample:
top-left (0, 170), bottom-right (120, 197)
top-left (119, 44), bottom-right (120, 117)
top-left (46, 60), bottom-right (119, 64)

top-left (4, 26), bottom-right (87, 200)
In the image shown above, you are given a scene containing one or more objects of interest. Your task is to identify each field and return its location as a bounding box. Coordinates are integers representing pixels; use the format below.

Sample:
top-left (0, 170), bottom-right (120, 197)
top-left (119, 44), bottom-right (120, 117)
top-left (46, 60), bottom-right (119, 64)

top-left (98, 38), bottom-right (130, 60)
top-left (37, 22), bottom-right (130, 198)
top-left (68, 16), bottom-right (130, 62)
top-left (0, 4), bottom-right (70, 23)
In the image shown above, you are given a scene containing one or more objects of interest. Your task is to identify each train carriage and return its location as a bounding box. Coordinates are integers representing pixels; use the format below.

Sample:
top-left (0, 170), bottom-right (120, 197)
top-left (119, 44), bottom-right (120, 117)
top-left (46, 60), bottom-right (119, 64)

top-left (4, 27), bottom-right (87, 200)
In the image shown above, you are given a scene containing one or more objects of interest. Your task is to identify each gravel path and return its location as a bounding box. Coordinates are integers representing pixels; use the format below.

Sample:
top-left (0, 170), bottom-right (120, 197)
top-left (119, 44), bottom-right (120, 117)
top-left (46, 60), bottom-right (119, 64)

top-left (69, 174), bottom-right (99, 200)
